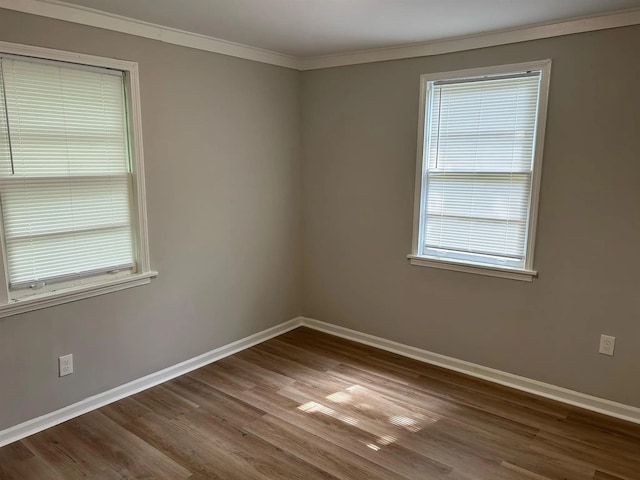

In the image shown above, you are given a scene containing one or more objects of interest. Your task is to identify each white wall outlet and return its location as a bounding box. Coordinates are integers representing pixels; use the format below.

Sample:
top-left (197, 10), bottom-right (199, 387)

top-left (58, 354), bottom-right (73, 377)
top-left (599, 335), bottom-right (616, 356)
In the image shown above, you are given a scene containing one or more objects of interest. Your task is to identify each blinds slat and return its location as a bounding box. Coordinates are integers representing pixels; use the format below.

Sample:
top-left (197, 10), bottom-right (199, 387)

top-left (0, 57), bottom-right (134, 287)
top-left (424, 72), bottom-right (541, 265)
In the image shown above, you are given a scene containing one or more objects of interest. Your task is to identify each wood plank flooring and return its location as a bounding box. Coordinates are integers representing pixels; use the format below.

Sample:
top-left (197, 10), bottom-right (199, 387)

top-left (1, 327), bottom-right (639, 479)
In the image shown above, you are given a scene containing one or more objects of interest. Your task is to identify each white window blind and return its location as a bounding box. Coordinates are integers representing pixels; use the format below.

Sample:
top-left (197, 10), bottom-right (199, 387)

top-left (0, 57), bottom-right (135, 289)
top-left (421, 71), bottom-right (542, 269)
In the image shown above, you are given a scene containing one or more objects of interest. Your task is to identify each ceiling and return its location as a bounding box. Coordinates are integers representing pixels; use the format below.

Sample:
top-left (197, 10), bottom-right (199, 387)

top-left (56, 0), bottom-right (640, 58)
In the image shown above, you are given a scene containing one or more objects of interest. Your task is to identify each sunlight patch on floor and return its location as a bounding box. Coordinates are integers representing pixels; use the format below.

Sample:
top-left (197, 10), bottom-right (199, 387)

top-left (297, 401), bottom-right (359, 426)
top-left (296, 383), bottom-right (440, 453)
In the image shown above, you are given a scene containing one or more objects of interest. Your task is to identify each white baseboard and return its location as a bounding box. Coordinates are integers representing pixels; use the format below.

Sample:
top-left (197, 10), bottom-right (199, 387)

top-left (0, 317), bottom-right (304, 447)
top-left (299, 317), bottom-right (640, 425)
top-left (3, 315), bottom-right (639, 448)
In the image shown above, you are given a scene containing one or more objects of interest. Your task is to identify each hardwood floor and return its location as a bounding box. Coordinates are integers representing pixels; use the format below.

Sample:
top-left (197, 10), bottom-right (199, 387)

top-left (1, 327), bottom-right (639, 479)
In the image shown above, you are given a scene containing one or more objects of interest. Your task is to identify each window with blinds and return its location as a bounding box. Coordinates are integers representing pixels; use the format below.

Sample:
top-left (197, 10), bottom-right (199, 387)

top-left (0, 56), bottom-right (135, 291)
top-left (413, 63), bottom-right (550, 275)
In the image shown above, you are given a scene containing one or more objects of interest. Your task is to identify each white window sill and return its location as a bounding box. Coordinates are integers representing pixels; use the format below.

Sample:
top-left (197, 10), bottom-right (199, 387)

top-left (0, 271), bottom-right (158, 319)
top-left (407, 255), bottom-right (536, 282)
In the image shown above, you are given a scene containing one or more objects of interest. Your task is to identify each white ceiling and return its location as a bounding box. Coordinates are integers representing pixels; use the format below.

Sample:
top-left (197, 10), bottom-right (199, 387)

top-left (56, 0), bottom-right (640, 58)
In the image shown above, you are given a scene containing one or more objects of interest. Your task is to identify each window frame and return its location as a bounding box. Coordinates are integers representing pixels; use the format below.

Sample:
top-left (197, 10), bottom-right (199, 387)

top-left (408, 60), bottom-right (552, 282)
top-left (0, 41), bottom-right (156, 318)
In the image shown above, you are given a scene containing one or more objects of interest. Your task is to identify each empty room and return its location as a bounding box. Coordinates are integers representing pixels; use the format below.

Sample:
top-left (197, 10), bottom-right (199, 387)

top-left (0, 0), bottom-right (639, 478)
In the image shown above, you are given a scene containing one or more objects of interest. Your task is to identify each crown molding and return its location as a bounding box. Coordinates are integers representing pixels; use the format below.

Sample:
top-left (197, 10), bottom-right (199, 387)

top-left (0, 0), bottom-right (301, 69)
top-left (299, 8), bottom-right (640, 70)
top-left (0, 0), bottom-right (639, 71)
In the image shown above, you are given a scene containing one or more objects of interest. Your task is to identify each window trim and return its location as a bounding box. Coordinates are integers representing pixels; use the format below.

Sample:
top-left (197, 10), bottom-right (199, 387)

top-left (409, 60), bottom-right (552, 282)
top-left (0, 41), bottom-right (156, 318)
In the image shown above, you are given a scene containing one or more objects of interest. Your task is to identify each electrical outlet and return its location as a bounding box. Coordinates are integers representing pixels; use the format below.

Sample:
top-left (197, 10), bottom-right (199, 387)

top-left (599, 335), bottom-right (615, 356)
top-left (58, 354), bottom-right (73, 377)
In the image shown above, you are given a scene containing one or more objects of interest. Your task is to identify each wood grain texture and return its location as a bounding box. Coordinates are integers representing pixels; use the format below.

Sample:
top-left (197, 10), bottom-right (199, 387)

top-left (2, 327), bottom-right (639, 479)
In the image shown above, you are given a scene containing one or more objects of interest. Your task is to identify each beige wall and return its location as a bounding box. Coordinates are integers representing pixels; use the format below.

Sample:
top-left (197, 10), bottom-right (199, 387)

top-left (301, 26), bottom-right (640, 407)
top-left (1, 7), bottom-right (639, 432)
top-left (0, 9), bottom-right (302, 430)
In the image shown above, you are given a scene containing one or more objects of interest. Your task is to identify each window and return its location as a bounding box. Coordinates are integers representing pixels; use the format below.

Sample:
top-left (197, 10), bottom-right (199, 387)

top-left (409, 61), bottom-right (551, 281)
top-left (0, 42), bottom-right (155, 317)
